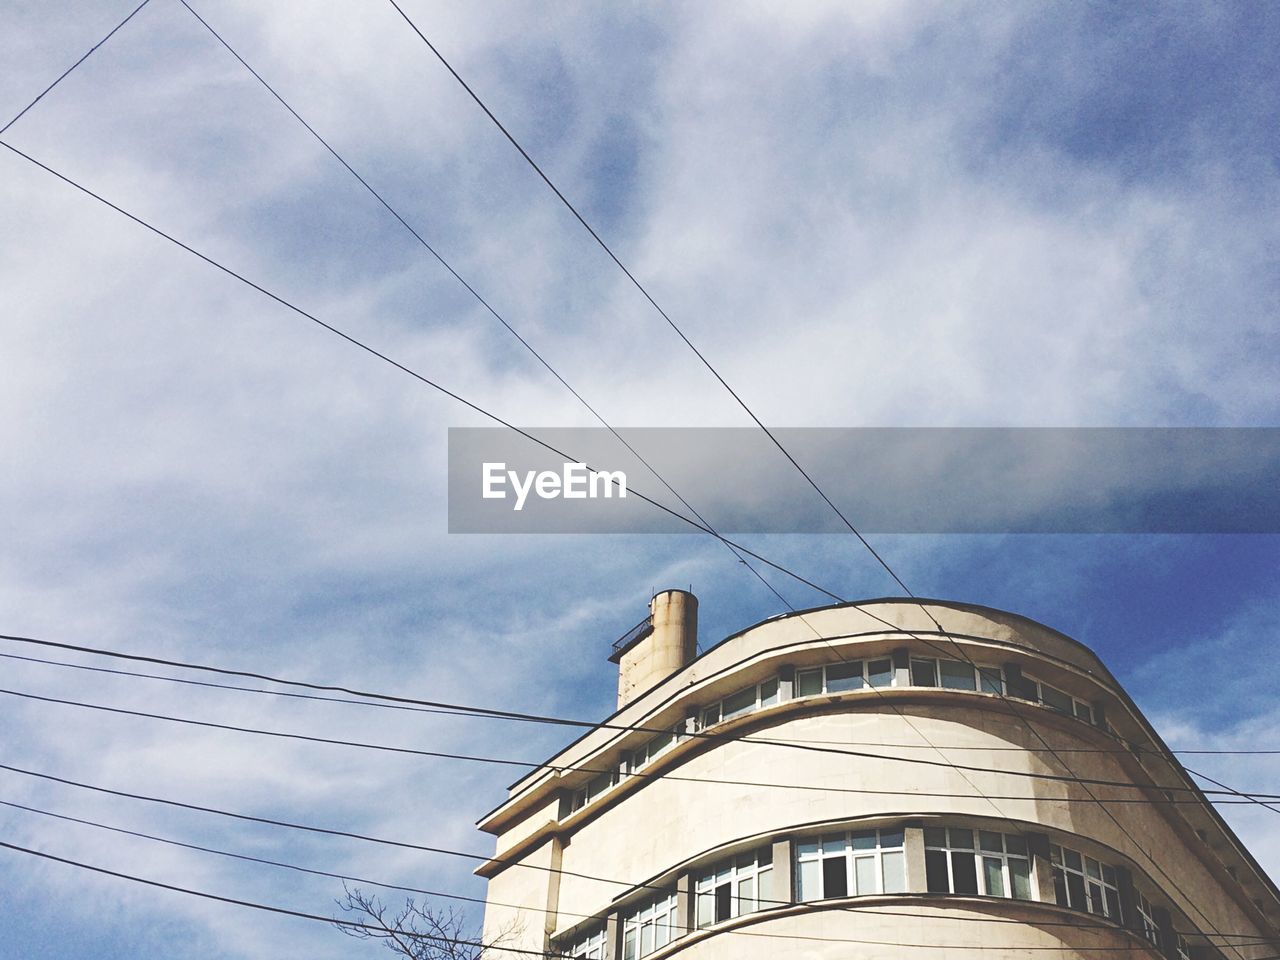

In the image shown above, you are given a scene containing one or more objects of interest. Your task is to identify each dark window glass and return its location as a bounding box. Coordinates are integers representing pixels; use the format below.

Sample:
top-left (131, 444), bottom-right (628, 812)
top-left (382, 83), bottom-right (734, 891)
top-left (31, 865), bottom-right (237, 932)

top-left (1066, 873), bottom-right (1087, 911)
top-left (911, 659), bottom-right (938, 686)
top-left (1041, 685), bottom-right (1073, 715)
top-left (925, 850), bottom-right (950, 893)
top-left (1052, 868), bottom-right (1067, 906)
top-left (822, 856), bottom-right (847, 899)
top-left (850, 830), bottom-right (876, 850)
top-left (879, 828), bottom-right (904, 849)
top-left (715, 884), bottom-right (732, 922)
top-left (1086, 881), bottom-right (1105, 915)
top-left (867, 658), bottom-right (893, 687)
top-left (950, 852), bottom-right (979, 895)
top-left (826, 661), bottom-right (863, 692)
top-left (723, 686), bottom-right (757, 719)
top-left (940, 660), bottom-right (977, 690)
top-left (797, 669), bottom-right (822, 696)
top-left (1105, 888), bottom-right (1122, 921)
top-left (923, 827), bottom-right (947, 847)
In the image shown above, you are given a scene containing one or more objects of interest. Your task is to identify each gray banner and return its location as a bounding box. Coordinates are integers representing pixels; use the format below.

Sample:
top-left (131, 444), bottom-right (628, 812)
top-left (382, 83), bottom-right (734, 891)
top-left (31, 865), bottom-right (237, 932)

top-left (447, 427), bottom-right (1280, 534)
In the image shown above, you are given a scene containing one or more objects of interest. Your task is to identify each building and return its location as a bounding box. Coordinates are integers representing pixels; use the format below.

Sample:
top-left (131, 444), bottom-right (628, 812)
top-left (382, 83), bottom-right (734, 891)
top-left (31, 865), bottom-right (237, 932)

top-left (477, 590), bottom-right (1280, 959)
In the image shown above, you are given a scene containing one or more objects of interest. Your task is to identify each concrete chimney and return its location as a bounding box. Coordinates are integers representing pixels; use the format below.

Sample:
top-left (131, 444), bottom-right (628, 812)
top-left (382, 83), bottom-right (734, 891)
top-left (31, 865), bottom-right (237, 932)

top-left (609, 589), bottom-right (698, 708)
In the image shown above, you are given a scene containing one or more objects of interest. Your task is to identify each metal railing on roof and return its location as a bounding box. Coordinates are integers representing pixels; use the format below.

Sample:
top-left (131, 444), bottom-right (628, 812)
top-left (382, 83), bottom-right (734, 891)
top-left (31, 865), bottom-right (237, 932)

top-left (609, 615), bottom-right (654, 661)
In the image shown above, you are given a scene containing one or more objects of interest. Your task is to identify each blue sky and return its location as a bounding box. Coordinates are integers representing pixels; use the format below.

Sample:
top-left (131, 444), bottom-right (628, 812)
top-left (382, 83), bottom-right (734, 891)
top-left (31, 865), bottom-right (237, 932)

top-left (1, 0), bottom-right (1278, 957)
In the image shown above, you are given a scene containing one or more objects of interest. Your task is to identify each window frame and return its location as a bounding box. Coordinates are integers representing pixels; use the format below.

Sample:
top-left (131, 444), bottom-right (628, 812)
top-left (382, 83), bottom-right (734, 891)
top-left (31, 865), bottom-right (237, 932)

top-left (1049, 843), bottom-right (1122, 920)
top-left (923, 827), bottom-right (1035, 901)
top-left (795, 826), bottom-right (907, 901)
top-left (908, 657), bottom-right (1004, 694)
top-left (694, 847), bottom-right (775, 928)
top-left (563, 925), bottom-right (607, 960)
top-left (795, 658), bottom-right (896, 697)
top-left (621, 890), bottom-right (680, 960)
top-left (1135, 890), bottom-right (1160, 946)
top-left (696, 677), bottom-right (780, 730)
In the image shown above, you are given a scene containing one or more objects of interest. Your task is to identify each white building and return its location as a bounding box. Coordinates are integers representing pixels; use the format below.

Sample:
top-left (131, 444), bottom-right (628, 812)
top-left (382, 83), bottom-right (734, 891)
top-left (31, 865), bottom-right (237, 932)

top-left (479, 590), bottom-right (1280, 959)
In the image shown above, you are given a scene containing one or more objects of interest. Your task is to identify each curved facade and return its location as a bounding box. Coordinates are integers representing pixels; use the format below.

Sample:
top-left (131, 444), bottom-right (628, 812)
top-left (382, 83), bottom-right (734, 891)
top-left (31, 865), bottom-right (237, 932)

top-left (478, 593), bottom-right (1280, 959)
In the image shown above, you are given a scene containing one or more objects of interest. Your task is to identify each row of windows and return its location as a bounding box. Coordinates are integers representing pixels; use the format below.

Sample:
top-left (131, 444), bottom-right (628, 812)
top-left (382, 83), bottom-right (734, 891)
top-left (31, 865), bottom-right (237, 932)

top-left (563, 826), bottom-right (1193, 960)
top-left (565, 656), bottom-right (1099, 814)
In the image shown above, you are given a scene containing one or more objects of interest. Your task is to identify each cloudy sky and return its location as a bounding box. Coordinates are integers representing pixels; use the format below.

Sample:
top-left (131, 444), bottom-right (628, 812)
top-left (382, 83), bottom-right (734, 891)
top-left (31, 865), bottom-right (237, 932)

top-left (1, 0), bottom-right (1278, 956)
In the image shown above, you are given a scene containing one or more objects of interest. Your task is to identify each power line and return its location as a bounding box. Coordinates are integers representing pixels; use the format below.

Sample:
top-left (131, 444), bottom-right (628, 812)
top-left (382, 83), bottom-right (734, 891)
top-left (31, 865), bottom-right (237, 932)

top-left (0, 0), bottom-right (154, 135)
top-left (12, 795), bottom-right (1240, 946)
top-left (380, 0), bottom-right (933, 608)
top-left (174, 0), bottom-right (800, 614)
top-left (5, 647), bottom-right (1270, 756)
top-left (0, 838), bottom-right (566, 957)
top-left (1, 837), bottom-right (1268, 953)
top-left (368, 19), bottom-right (1276, 947)
top-left (0, 138), bottom-right (843, 605)
top-left (7, 682), bottom-right (1279, 803)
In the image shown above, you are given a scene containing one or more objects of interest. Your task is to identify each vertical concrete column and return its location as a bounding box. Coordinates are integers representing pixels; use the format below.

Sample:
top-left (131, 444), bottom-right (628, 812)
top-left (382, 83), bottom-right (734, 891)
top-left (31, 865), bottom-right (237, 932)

top-left (892, 648), bottom-right (911, 686)
top-left (605, 911), bottom-right (621, 960)
top-left (683, 708), bottom-right (699, 738)
top-left (771, 838), bottom-right (794, 907)
top-left (676, 872), bottom-right (694, 939)
top-left (1026, 833), bottom-right (1059, 903)
top-left (903, 822), bottom-right (928, 892)
top-left (544, 836), bottom-right (565, 941)
top-left (777, 665), bottom-right (795, 701)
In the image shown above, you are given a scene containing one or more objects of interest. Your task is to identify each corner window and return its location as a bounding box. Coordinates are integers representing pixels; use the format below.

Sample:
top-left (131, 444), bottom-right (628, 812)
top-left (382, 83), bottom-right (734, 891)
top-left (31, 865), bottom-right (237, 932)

top-left (695, 848), bottom-right (774, 928)
top-left (622, 891), bottom-right (679, 960)
top-left (795, 827), bottom-right (906, 901)
top-left (1049, 844), bottom-right (1121, 920)
top-left (1176, 933), bottom-right (1192, 960)
top-left (924, 828), bottom-right (1033, 900)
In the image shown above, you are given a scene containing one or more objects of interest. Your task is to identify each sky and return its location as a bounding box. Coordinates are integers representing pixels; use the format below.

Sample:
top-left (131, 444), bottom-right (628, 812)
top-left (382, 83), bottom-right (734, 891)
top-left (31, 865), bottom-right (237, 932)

top-left (1, 0), bottom-right (1278, 957)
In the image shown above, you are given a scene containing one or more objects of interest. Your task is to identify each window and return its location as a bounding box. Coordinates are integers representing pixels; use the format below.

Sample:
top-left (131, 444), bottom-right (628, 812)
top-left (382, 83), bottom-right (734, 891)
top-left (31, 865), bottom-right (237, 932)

top-left (622, 891), bottom-right (679, 960)
top-left (695, 848), bottom-right (774, 928)
top-left (697, 679), bottom-right (779, 729)
top-left (908, 658), bottom-right (1003, 694)
top-left (1049, 844), bottom-right (1121, 920)
top-left (570, 765), bottom-right (621, 812)
top-left (924, 828), bottom-right (1033, 900)
top-left (795, 659), bottom-right (894, 697)
top-left (1026, 677), bottom-right (1095, 724)
top-left (1136, 891), bottom-right (1159, 946)
top-left (629, 725), bottom-right (682, 772)
top-left (564, 926), bottom-right (607, 960)
top-left (796, 827), bottom-right (906, 900)
top-left (1175, 933), bottom-right (1192, 960)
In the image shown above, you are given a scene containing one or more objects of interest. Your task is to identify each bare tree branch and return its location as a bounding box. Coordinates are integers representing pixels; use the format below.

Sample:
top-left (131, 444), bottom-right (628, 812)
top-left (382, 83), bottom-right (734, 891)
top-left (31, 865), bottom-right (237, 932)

top-left (333, 883), bottom-right (526, 960)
